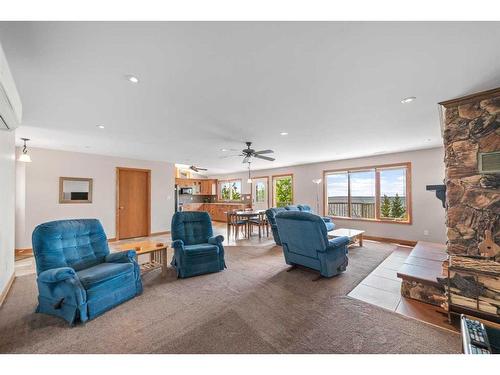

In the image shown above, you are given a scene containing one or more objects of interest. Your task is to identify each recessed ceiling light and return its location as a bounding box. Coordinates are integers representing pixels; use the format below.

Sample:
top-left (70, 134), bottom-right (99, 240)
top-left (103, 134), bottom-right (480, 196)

top-left (220, 148), bottom-right (228, 152)
top-left (401, 96), bottom-right (416, 104)
top-left (280, 132), bottom-right (288, 136)
top-left (96, 125), bottom-right (105, 129)
top-left (126, 75), bottom-right (139, 84)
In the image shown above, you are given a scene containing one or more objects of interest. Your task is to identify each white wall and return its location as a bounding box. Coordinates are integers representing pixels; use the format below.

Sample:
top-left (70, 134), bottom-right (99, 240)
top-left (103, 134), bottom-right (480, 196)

top-left (0, 130), bottom-right (16, 296)
top-left (210, 147), bottom-right (446, 243)
top-left (16, 147), bottom-right (176, 249)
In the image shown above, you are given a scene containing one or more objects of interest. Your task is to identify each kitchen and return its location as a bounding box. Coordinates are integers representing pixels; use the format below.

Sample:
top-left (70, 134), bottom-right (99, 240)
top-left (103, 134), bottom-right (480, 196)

top-left (175, 170), bottom-right (251, 222)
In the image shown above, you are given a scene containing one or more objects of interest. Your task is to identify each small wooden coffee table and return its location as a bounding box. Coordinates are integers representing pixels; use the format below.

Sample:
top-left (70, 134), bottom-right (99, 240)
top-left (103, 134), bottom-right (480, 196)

top-left (115, 241), bottom-right (169, 277)
top-left (329, 228), bottom-right (365, 247)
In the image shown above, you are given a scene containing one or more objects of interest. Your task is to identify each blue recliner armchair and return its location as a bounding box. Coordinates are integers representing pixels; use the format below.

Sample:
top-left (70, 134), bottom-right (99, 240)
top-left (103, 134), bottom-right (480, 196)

top-left (265, 207), bottom-right (287, 245)
top-left (275, 211), bottom-right (349, 277)
top-left (171, 211), bottom-right (226, 278)
top-left (32, 219), bottom-right (142, 325)
top-left (266, 204), bottom-right (335, 246)
top-left (286, 204), bottom-right (335, 231)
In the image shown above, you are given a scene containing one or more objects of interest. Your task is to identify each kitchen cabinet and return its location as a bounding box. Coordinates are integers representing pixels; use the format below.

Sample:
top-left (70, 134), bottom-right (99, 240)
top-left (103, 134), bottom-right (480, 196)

top-left (181, 203), bottom-right (249, 222)
top-left (175, 178), bottom-right (218, 196)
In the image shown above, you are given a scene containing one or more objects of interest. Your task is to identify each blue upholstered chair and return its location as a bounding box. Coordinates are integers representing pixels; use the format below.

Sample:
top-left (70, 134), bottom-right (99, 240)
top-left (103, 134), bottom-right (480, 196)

top-left (266, 204), bottom-right (335, 245)
top-left (171, 211), bottom-right (226, 278)
top-left (275, 211), bottom-right (349, 277)
top-left (32, 219), bottom-right (142, 325)
top-left (265, 207), bottom-right (287, 245)
top-left (286, 204), bottom-right (335, 231)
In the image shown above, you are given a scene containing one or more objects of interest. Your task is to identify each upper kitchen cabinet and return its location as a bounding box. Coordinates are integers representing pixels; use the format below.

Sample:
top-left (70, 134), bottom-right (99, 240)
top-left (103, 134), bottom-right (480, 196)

top-left (175, 178), bottom-right (217, 195)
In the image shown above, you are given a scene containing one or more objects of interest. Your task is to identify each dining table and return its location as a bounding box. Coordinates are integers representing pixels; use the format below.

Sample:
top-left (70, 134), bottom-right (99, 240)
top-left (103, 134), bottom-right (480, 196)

top-left (226, 210), bottom-right (267, 240)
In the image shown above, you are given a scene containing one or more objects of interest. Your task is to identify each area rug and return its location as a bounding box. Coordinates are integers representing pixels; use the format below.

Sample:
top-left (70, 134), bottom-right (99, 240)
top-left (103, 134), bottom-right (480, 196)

top-left (0, 242), bottom-right (461, 353)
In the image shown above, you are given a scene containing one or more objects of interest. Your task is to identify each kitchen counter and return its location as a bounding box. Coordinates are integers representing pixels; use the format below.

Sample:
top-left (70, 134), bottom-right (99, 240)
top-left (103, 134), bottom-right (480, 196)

top-left (207, 202), bottom-right (249, 205)
top-left (182, 202), bottom-right (251, 222)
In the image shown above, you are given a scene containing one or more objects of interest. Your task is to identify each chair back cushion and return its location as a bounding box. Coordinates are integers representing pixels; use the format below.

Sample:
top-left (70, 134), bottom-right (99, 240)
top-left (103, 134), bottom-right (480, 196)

top-left (284, 205), bottom-right (300, 211)
top-left (265, 207), bottom-right (286, 226)
top-left (297, 204), bottom-right (312, 212)
top-left (32, 219), bottom-right (110, 274)
top-left (171, 211), bottom-right (213, 245)
top-left (275, 211), bottom-right (328, 258)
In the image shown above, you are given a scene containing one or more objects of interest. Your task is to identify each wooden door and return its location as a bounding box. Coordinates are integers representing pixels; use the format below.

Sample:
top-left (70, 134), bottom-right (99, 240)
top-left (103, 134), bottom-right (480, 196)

top-left (116, 167), bottom-right (151, 239)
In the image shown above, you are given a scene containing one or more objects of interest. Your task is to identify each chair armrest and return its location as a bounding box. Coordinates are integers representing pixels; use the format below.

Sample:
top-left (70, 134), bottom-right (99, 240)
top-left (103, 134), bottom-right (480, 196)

top-left (38, 267), bottom-right (77, 283)
top-left (328, 236), bottom-right (350, 249)
top-left (105, 250), bottom-right (137, 263)
top-left (171, 239), bottom-right (185, 249)
top-left (208, 235), bottom-right (224, 245)
top-left (322, 216), bottom-right (332, 223)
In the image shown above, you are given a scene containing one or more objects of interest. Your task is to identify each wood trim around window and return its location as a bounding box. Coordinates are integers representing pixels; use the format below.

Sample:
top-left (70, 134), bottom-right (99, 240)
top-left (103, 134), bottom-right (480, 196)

top-left (271, 173), bottom-right (294, 207)
top-left (322, 162), bottom-right (412, 225)
top-left (251, 175), bottom-right (270, 208)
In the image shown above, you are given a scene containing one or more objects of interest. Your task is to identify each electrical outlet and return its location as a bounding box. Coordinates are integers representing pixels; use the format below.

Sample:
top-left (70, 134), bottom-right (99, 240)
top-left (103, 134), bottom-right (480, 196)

top-left (423, 230), bottom-right (429, 236)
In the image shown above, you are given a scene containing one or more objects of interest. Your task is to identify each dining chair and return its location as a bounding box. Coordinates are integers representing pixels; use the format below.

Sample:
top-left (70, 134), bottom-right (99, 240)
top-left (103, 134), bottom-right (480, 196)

top-left (226, 210), bottom-right (247, 241)
top-left (248, 211), bottom-right (268, 239)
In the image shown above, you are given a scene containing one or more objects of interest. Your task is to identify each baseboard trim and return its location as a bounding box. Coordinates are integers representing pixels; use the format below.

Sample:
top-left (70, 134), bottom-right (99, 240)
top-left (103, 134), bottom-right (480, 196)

top-left (0, 272), bottom-right (15, 308)
top-left (150, 231), bottom-right (170, 236)
top-left (364, 235), bottom-right (417, 247)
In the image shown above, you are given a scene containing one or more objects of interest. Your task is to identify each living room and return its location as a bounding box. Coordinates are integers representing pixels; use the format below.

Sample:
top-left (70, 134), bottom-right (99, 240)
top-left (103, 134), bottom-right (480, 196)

top-left (1, 2), bottom-right (499, 374)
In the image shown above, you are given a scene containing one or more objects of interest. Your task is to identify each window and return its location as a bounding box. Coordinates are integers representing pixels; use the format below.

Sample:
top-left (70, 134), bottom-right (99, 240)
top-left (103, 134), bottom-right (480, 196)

top-left (272, 174), bottom-right (293, 207)
top-left (255, 182), bottom-right (266, 203)
top-left (324, 163), bottom-right (411, 223)
top-left (218, 179), bottom-right (242, 201)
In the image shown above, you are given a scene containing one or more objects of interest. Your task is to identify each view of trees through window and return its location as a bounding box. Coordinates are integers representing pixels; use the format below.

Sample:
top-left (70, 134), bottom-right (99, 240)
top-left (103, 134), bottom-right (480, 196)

top-left (326, 164), bottom-right (409, 222)
top-left (219, 180), bottom-right (241, 201)
top-left (273, 175), bottom-right (293, 207)
top-left (255, 182), bottom-right (266, 202)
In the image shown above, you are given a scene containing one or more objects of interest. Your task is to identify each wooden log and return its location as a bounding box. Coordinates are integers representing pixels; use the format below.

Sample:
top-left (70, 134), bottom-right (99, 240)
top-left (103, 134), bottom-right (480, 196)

top-left (450, 293), bottom-right (499, 315)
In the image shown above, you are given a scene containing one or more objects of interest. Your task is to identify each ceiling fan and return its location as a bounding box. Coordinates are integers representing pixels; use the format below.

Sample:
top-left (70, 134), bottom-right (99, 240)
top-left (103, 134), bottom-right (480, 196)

top-left (238, 141), bottom-right (275, 163)
top-left (189, 165), bottom-right (208, 172)
top-left (219, 142), bottom-right (275, 163)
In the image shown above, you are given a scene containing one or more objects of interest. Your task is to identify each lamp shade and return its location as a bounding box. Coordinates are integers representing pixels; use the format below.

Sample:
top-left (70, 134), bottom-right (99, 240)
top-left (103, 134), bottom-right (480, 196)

top-left (18, 153), bottom-right (32, 163)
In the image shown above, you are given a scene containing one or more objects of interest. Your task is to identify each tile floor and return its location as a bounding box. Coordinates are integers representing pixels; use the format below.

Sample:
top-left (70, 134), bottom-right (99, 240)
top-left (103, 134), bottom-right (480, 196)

top-left (348, 245), bottom-right (459, 333)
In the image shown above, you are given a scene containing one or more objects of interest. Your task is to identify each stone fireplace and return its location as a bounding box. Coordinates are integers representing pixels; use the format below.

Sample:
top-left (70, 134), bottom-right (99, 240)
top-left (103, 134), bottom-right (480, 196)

top-left (439, 87), bottom-right (500, 320)
top-left (440, 88), bottom-right (499, 255)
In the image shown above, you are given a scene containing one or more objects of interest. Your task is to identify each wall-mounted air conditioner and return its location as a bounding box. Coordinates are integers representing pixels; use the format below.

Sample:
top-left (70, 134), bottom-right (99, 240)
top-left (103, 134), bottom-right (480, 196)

top-left (0, 42), bottom-right (22, 130)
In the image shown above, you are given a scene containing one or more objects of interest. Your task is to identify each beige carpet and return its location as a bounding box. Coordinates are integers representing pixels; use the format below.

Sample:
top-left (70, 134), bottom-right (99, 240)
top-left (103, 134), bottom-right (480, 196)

top-left (0, 242), bottom-right (461, 353)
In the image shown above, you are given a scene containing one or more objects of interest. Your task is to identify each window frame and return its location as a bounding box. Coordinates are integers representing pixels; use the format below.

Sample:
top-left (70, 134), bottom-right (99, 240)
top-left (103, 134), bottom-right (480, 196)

top-left (323, 162), bottom-right (412, 225)
top-left (272, 173), bottom-right (294, 207)
top-left (218, 179), bottom-right (242, 201)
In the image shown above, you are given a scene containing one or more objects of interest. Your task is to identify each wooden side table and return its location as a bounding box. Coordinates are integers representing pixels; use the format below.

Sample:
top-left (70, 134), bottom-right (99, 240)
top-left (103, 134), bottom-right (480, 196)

top-left (114, 241), bottom-right (170, 277)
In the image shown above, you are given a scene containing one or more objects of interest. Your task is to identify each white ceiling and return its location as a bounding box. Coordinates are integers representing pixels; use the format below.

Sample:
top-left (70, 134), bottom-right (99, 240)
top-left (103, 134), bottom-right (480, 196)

top-left (1, 22), bottom-right (499, 174)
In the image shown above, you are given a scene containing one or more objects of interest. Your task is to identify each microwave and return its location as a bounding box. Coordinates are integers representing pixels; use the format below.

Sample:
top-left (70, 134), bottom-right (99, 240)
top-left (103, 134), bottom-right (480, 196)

top-left (179, 187), bottom-right (193, 195)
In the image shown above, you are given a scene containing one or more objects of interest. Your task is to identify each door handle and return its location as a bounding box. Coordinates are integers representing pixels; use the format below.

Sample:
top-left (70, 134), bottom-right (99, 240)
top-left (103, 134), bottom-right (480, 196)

top-left (119, 206), bottom-right (125, 210)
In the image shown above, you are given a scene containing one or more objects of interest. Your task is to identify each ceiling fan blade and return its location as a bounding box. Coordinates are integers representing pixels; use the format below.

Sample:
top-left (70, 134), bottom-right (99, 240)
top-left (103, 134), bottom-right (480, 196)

top-left (254, 149), bottom-right (274, 155)
top-left (197, 168), bottom-right (208, 171)
top-left (219, 154), bottom-right (242, 159)
top-left (253, 154), bottom-right (275, 161)
top-left (242, 156), bottom-right (251, 163)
